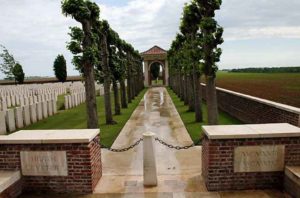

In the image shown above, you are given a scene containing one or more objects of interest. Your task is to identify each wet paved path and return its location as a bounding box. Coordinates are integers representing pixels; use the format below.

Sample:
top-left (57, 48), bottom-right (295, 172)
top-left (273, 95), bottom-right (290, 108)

top-left (94, 87), bottom-right (285, 197)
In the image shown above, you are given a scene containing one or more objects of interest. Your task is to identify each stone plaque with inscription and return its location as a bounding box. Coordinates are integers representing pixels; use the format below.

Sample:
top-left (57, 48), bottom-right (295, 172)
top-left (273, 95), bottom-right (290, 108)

top-left (234, 145), bottom-right (285, 172)
top-left (20, 151), bottom-right (68, 176)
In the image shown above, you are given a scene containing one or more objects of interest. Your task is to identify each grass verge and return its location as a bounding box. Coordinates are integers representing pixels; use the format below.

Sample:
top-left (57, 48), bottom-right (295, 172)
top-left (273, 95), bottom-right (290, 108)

top-left (24, 89), bottom-right (147, 147)
top-left (167, 87), bottom-right (241, 143)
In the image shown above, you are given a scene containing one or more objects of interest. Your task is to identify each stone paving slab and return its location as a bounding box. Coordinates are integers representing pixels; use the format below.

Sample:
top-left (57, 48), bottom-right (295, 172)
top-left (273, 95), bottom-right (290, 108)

top-left (94, 87), bottom-right (287, 197)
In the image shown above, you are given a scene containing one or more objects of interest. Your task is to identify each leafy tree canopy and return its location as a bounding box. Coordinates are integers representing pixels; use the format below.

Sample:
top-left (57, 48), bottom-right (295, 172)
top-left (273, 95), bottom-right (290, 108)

top-left (53, 54), bottom-right (67, 82)
top-left (12, 63), bottom-right (25, 84)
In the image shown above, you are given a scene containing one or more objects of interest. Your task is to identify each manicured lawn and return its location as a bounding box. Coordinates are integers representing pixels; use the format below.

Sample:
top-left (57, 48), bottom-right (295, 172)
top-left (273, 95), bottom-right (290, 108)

top-left (24, 89), bottom-right (147, 147)
top-left (167, 88), bottom-right (241, 143)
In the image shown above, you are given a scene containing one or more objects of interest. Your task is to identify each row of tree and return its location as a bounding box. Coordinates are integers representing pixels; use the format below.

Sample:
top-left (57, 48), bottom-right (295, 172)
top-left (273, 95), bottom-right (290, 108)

top-left (62, 0), bottom-right (144, 128)
top-left (230, 67), bottom-right (300, 73)
top-left (168, 0), bottom-right (223, 125)
top-left (0, 45), bottom-right (25, 84)
top-left (0, 46), bottom-right (68, 84)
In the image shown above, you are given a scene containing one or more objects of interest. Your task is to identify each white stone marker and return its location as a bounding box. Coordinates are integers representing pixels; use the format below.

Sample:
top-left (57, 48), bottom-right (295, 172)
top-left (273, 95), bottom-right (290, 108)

top-left (47, 100), bottom-right (53, 116)
top-left (11, 95), bottom-right (16, 106)
top-left (14, 107), bottom-right (24, 128)
top-left (19, 97), bottom-right (24, 106)
top-left (23, 105), bottom-right (31, 126)
top-left (42, 101), bottom-right (48, 119)
top-left (68, 95), bottom-right (73, 108)
top-left (36, 102), bottom-right (43, 121)
top-left (6, 109), bottom-right (16, 132)
top-left (52, 100), bottom-right (57, 114)
top-left (1, 100), bottom-right (7, 111)
top-left (64, 96), bottom-right (69, 110)
top-left (6, 96), bottom-right (12, 107)
top-left (15, 95), bottom-right (20, 106)
top-left (0, 111), bottom-right (7, 134)
top-left (30, 104), bottom-right (37, 123)
top-left (143, 132), bottom-right (157, 186)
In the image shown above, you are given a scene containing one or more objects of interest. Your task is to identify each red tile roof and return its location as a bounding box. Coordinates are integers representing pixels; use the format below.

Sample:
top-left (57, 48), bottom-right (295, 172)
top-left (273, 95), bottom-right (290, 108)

top-left (141, 45), bottom-right (167, 55)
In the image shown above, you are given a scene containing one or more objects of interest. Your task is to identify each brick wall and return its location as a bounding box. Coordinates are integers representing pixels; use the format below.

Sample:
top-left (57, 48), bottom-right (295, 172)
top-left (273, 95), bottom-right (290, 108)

top-left (202, 136), bottom-right (300, 191)
top-left (0, 136), bottom-right (102, 194)
top-left (201, 84), bottom-right (300, 127)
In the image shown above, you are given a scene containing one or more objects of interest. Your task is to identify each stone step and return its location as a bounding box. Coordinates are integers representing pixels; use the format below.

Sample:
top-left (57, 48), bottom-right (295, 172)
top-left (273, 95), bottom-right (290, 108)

top-left (0, 170), bottom-right (22, 197)
top-left (285, 166), bottom-right (300, 198)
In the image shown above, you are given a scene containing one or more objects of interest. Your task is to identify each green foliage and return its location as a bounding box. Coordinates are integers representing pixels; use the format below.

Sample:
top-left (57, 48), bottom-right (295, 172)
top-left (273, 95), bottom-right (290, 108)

top-left (53, 54), bottom-right (67, 82)
top-left (12, 63), bottom-right (25, 84)
top-left (0, 45), bottom-right (16, 80)
top-left (61, 0), bottom-right (99, 23)
top-left (150, 62), bottom-right (160, 79)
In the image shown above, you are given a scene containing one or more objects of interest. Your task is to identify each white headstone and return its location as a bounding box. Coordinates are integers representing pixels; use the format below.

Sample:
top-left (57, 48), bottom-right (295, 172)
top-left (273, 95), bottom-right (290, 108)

top-left (0, 111), bottom-right (7, 135)
top-left (6, 109), bottom-right (16, 132)
top-left (1, 100), bottom-right (7, 111)
top-left (42, 101), bottom-right (48, 119)
top-left (30, 104), bottom-right (37, 123)
top-left (6, 96), bottom-right (11, 108)
top-left (52, 100), bottom-right (57, 114)
top-left (64, 96), bottom-right (69, 110)
top-left (23, 105), bottom-right (31, 126)
top-left (14, 107), bottom-right (24, 128)
top-left (47, 100), bottom-right (53, 116)
top-left (36, 102), bottom-right (43, 121)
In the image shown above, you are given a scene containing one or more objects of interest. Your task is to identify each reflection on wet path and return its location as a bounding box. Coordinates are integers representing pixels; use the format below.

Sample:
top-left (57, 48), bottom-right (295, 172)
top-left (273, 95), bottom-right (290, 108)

top-left (94, 87), bottom-right (203, 194)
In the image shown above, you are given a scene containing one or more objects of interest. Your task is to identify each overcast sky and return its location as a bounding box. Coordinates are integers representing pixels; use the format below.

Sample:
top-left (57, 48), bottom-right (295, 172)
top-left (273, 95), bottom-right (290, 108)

top-left (0, 0), bottom-right (300, 78)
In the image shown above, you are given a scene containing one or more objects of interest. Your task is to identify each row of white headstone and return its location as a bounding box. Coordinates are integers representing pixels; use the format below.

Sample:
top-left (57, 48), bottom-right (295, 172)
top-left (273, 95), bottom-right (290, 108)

top-left (0, 99), bottom-right (57, 134)
top-left (64, 92), bottom-right (86, 110)
top-left (0, 83), bottom-right (69, 111)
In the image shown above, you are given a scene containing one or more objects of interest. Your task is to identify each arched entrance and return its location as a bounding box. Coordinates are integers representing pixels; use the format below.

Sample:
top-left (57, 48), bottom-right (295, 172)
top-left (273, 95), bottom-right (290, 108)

top-left (148, 61), bottom-right (165, 86)
top-left (141, 45), bottom-right (169, 87)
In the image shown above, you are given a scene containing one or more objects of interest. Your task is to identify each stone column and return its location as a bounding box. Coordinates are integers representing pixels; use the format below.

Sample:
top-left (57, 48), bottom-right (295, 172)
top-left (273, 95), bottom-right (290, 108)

top-left (143, 132), bottom-right (158, 186)
top-left (164, 60), bottom-right (169, 86)
top-left (144, 61), bottom-right (149, 87)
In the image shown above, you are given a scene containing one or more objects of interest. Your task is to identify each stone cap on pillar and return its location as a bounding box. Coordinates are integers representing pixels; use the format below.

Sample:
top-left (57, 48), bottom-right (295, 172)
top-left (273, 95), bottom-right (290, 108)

top-left (0, 129), bottom-right (100, 144)
top-left (202, 123), bottom-right (300, 139)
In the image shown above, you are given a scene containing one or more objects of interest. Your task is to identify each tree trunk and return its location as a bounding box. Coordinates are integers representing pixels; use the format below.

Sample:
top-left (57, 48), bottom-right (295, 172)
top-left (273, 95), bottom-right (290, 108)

top-left (188, 74), bottom-right (195, 112)
top-left (101, 33), bottom-right (116, 125)
top-left (82, 21), bottom-right (98, 129)
top-left (184, 73), bottom-right (188, 105)
top-left (179, 72), bottom-right (184, 101)
top-left (127, 64), bottom-right (132, 103)
top-left (206, 76), bottom-right (218, 125)
top-left (112, 78), bottom-right (121, 115)
top-left (120, 79), bottom-right (127, 108)
top-left (193, 68), bottom-right (203, 122)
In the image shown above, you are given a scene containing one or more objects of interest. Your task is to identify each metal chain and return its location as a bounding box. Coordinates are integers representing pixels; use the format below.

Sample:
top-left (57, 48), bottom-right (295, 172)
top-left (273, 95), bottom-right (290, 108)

top-left (101, 138), bottom-right (143, 152)
top-left (154, 137), bottom-right (202, 150)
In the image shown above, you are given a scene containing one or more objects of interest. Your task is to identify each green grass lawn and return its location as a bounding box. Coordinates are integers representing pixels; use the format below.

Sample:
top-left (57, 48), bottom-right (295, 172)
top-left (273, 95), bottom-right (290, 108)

top-left (24, 89), bottom-right (147, 147)
top-left (167, 88), bottom-right (241, 143)
top-left (151, 79), bottom-right (163, 85)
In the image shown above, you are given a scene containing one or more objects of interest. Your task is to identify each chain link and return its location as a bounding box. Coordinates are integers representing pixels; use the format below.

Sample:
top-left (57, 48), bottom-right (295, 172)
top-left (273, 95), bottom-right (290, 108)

top-left (101, 138), bottom-right (143, 152)
top-left (154, 137), bottom-right (202, 150)
top-left (101, 137), bottom-right (202, 152)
